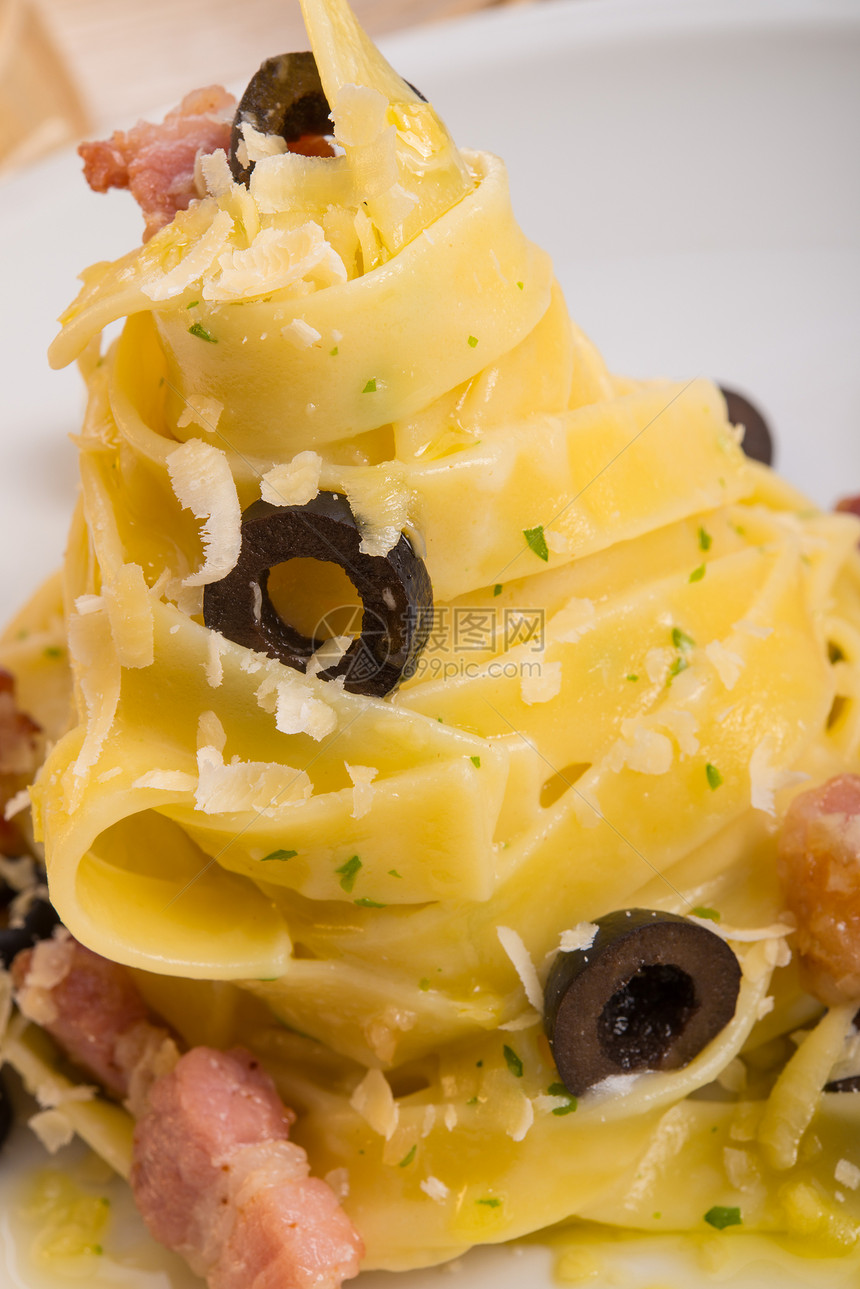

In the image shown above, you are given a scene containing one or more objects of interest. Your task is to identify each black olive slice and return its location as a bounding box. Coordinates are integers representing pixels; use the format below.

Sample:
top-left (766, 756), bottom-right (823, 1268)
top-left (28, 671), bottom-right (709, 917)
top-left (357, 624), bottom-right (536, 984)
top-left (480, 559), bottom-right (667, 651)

top-left (543, 909), bottom-right (741, 1097)
top-left (719, 386), bottom-right (774, 466)
top-left (203, 493), bottom-right (432, 698)
top-left (0, 889), bottom-right (61, 969)
top-left (230, 52), bottom-right (333, 186)
top-left (825, 1075), bottom-right (860, 1093)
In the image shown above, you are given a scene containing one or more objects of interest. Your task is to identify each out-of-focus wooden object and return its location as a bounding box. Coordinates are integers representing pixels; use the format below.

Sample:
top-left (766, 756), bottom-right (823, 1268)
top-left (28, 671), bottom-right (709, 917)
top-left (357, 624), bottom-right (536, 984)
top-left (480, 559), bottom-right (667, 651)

top-left (37, 0), bottom-right (536, 133)
top-left (0, 0), bottom-right (88, 169)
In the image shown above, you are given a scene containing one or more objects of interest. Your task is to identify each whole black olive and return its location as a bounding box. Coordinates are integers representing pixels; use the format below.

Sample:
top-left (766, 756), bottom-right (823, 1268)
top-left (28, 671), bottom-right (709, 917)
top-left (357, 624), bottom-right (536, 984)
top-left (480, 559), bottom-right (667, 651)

top-left (544, 909), bottom-right (742, 1097)
top-left (719, 386), bottom-right (774, 466)
top-left (0, 889), bottom-right (61, 969)
top-left (203, 493), bottom-right (433, 698)
top-left (229, 52), bottom-right (333, 186)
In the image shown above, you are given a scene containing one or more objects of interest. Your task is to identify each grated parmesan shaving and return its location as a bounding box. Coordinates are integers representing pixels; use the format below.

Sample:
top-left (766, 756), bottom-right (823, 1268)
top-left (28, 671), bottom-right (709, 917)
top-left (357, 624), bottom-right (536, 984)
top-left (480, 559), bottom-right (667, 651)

top-left (195, 744), bottom-right (311, 815)
top-left (199, 148), bottom-right (234, 198)
top-left (705, 640), bottom-right (745, 691)
top-left (333, 84), bottom-right (387, 148)
top-left (521, 662), bottom-right (562, 707)
top-left (688, 916), bottom-right (795, 944)
top-left (142, 208), bottom-right (233, 301)
top-left (337, 466), bottom-right (410, 558)
top-left (324, 1167), bottom-right (351, 1200)
top-left (558, 922), bottom-right (599, 953)
top-left (444, 1104), bottom-right (458, 1131)
top-left (498, 1011), bottom-right (541, 1032)
top-left (749, 738), bottom-right (809, 815)
top-left (345, 763), bottom-right (378, 820)
top-left (507, 1093), bottom-right (534, 1142)
top-left (255, 672), bottom-right (337, 742)
top-left (645, 647), bottom-right (673, 684)
top-left (419, 1176), bottom-right (449, 1203)
top-left (28, 1108), bottom-right (74, 1154)
top-left (280, 319), bottom-right (322, 348)
top-left (103, 563), bottom-right (155, 669)
top-left (349, 1068), bottom-right (399, 1139)
top-left (240, 121), bottom-right (288, 163)
top-left (205, 632), bottom-right (226, 687)
top-left (198, 710), bottom-right (226, 753)
top-left (167, 439), bottom-right (242, 587)
top-left (496, 926), bottom-right (543, 1011)
top-left (261, 451), bottom-right (322, 507)
top-left (203, 222), bottom-right (347, 303)
top-left (836, 1159), bottom-right (860, 1190)
top-left (657, 708), bottom-right (700, 757)
top-left (306, 634), bottom-right (352, 678)
top-left (177, 394), bottom-right (224, 432)
top-left (3, 788), bottom-right (29, 821)
top-left (421, 1105), bottom-right (437, 1138)
top-left (607, 722), bottom-right (673, 776)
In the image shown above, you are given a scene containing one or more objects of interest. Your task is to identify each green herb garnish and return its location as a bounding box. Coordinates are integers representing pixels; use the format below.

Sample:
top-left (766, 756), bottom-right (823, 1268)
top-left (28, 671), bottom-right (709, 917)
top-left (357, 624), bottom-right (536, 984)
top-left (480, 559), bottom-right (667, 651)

top-left (547, 1082), bottom-right (577, 1114)
top-left (704, 1206), bottom-right (742, 1230)
top-left (692, 906), bottom-right (721, 922)
top-left (689, 564), bottom-right (706, 583)
top-left (706, 763), bottom-right (723, 790)
top-left (261, 849), bottom-right (297, 862)
top-left (470, 756), bottom-right (481, 768)
top-left (188, 321), bottom-right (217, 343)
top-left (335, 854), bottom-right (362, 892)
top-left (186, 299), bottom-right (199, 309)
top-left (524, 525), bottom-right (549, 562)
top-left (468, 335), bottom-right (479, 348)
top-left (626, 673), bottom-right (639, 682)
top-left (698, 526), bottom-right (712, 551)
top-left (493, 584), bottom-right (503, 597)
top-left (476, 1197), bottom-right (501, 1207)
top-left (355, 897), bottom-right (386, 908)
top-left (398, 1145), bottom-right (417, 1167)
top-left (672, 627), bottom-right (696, 651)
top-left (362, 378), bottom-right (377, 393)
top-left (503, 1045), bottom-right (523, 1078)
top-left (330, 346), bottom-right (339, 355)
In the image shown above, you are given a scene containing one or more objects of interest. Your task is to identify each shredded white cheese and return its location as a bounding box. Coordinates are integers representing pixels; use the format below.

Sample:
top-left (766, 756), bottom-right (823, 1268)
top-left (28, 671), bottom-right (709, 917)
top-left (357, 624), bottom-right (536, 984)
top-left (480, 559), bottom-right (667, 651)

top-left (496, 926), bottom-right (543, 1011)
top-left (645, 647), bottom-right (673, 684)
top-left (255, 672), bottom-right (337, 742)
top-left (3, 788), bottom-right (29, 821)
top-left (195, 745), bottom-right (311, 815)
top-left (167, 439), bottom-right (242, 587)
top-left (749, 738), bottom-right (809, 815)
top-left (261, 451), bottom-right (322, 507)
top-left (28, 1108), bottom-right (74, 1154)
top-left (280, 319), bottom-right (322, 348)
top-left (607, 722), bottom-right (673, 776)
top-left (204, 222), bottom-right (347, 303)
top-left (324, 1167), bottom-right (351, 1200)
top-left (736, 618), bottom-right (773, 640)
top-left (199, 148), bottom-right (234, 198)
top-left (142, 209), bottom-right (233, 301)
top-left (345, 763), bottom-right (378, 820)
top-left (205, 632), bottom-right (226, 687)
top-left (520, 661), bottom-right (562, 706)
top-left (349, 1068), bottom-right (399, 1140)
top-left (705, 640), bottom-right (745, 690)
top-left (836, 1159), bottom-right (860, 1191)
top-left (177, 394), bottom-right (224, 432)
top-left (507, 1093), bottom-right (534, 1143)
top-left (498, 1011), bottom-right (541, 1032)
top-left (419, 1176), bottom-right (449, 1203)
top-left (132, 770), bottom-right (197, 793)
top-left (558, 922), bottom-right (599, 953)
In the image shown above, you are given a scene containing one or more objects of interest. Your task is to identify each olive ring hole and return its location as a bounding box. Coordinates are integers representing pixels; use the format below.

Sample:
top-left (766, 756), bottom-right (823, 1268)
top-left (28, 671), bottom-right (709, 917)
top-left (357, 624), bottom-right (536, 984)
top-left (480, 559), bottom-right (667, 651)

top-left (597, 963), bottom-right (697, 1070)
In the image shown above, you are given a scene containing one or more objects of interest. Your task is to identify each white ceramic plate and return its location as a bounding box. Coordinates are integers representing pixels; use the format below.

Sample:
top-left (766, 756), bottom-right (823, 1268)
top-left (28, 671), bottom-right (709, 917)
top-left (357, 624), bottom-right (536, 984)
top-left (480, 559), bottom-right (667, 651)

top-left (1, 0), bottom-right (859, 1284)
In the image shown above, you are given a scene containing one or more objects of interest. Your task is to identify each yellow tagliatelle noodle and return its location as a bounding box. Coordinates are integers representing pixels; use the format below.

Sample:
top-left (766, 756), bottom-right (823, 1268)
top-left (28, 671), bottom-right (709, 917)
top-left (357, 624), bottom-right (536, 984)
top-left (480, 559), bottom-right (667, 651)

top-left (4, 0), bottom-right (860, 1275)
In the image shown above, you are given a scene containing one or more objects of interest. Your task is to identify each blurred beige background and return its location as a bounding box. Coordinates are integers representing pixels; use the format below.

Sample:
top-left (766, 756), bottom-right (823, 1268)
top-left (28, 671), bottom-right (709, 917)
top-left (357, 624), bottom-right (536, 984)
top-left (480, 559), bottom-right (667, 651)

top-left (38, 0), bottom-right (534, 130)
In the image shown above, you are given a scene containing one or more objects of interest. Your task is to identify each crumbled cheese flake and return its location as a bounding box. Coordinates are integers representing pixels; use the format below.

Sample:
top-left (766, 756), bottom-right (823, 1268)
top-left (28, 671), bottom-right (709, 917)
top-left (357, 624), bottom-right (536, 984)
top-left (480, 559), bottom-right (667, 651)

top-left (749, 738), bottom-right (809, 815)
top-left (496, 926), bottom-right (543, 1011)
top-left (419, 1176), bottom-right (450, 1203)
top-left (281, 318), bottom-right (322, 348)
top-left (346, 763), bottom-right (378, 820)
top-left (142, 209), bottom-right (233, 301)
top-left (507, 1093), bottom-right (534, 1142)
top-left (205, 632), bottom-right (226, 687)
top-left (3, 788), bottom-right (29, 821)
top-left (177, 393), bottom-right (224, 432)
top-left (28, 1108), bottom-right (74, 1154)
top-left (521, 661), bottom-right (562, 706)
top-left (167, 439), bottom-right (242, 587)
top-left (261, 451), bottom-right (322, 507)
top-left (349, 1068), bottom-right (399, 1140)
top-left (132, 770), bottom-right (197, 792)
top-left (835, 1160), bottom-right (860, 1190)
top-left (558, 922), bottom-right (599, 953)
top-left (705, 640), bottom-right (745, 691)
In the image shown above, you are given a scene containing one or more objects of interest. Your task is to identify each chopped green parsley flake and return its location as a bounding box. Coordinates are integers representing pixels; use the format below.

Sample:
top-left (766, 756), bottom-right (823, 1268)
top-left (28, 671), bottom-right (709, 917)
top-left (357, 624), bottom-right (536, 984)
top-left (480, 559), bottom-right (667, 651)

top-left (668, 655), bottom-right (690, 680)
top-left (672, 627), bottom-right (696, 651)
top-left (261, 849), bottom-right (297, 862)
top-left (704, 1205), bottom-right (742, 1230)
top-left (466, 1095), bottom-right (479, 1105)
top-left (418, 978), bottom-right (430, 991)
top-left (653, 1211), bottom-right (662, 1220)
top-left (698, 526), bottom-right (713, 551)
top-left (362, 378), bottom-right (377, 393)
top-left (398, 1145), bottom-right (417, 1167)
top-left (689, 563), bottom-right (706, 583)
top-left (335, 854), bottom-right (362, 892)
top-left (476, 1197), bottom-right (501, 1208)
top-left (470, 756), bottom-right (481, 768)
top-left (476, 1060), bottom-right (483, 1067)
top-left (503, 1045), bottom-right (523, 1078)
top-left (186, 300), bottom-right (199, 309)
top-left (354, 897), bottom-right (386, 908)
top-left (468, 335), bottom-right (479, 348)
top-left (626, 673), bottom-right (639, 682)
top-left (516, 281), bottom-right (524, 290)
top-left (388, 869), bottom-right (402, 878)
top-left (330, 346), bottom-right (339, 356)
top-left (493, 584), bottom-right (503, 597)
top-left (692, 906), bottom-right (721, 922)
top-left (547, 1082), bottom-right (578, 1114)
top-left (43, 645), bottom-right (63, 659)
top-left (524, 525), bottom-right (549, 562)
top-left (706, 763), bottom-right (723, 790)
top-left (188, 321), bottom-right (217, 343)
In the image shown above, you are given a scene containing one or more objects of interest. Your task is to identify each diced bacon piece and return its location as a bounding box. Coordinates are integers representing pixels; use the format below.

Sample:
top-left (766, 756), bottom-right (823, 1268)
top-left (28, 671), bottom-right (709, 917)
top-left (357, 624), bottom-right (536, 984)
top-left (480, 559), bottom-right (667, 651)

top-left (11, 935), bottom-right (155, 1098)
top-left (777, 774), bottom-right (860, 1004)
top-left (0, 668), bottom-right (43, 855)
top-left (132, 1048), bottom-right (364, 1288)
top-left (11, 937), bottom-right (364, 1287)
top-left (836, 495), bottom-right (860, 526)
top-left (79, 86), bottom-right (236, 240)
